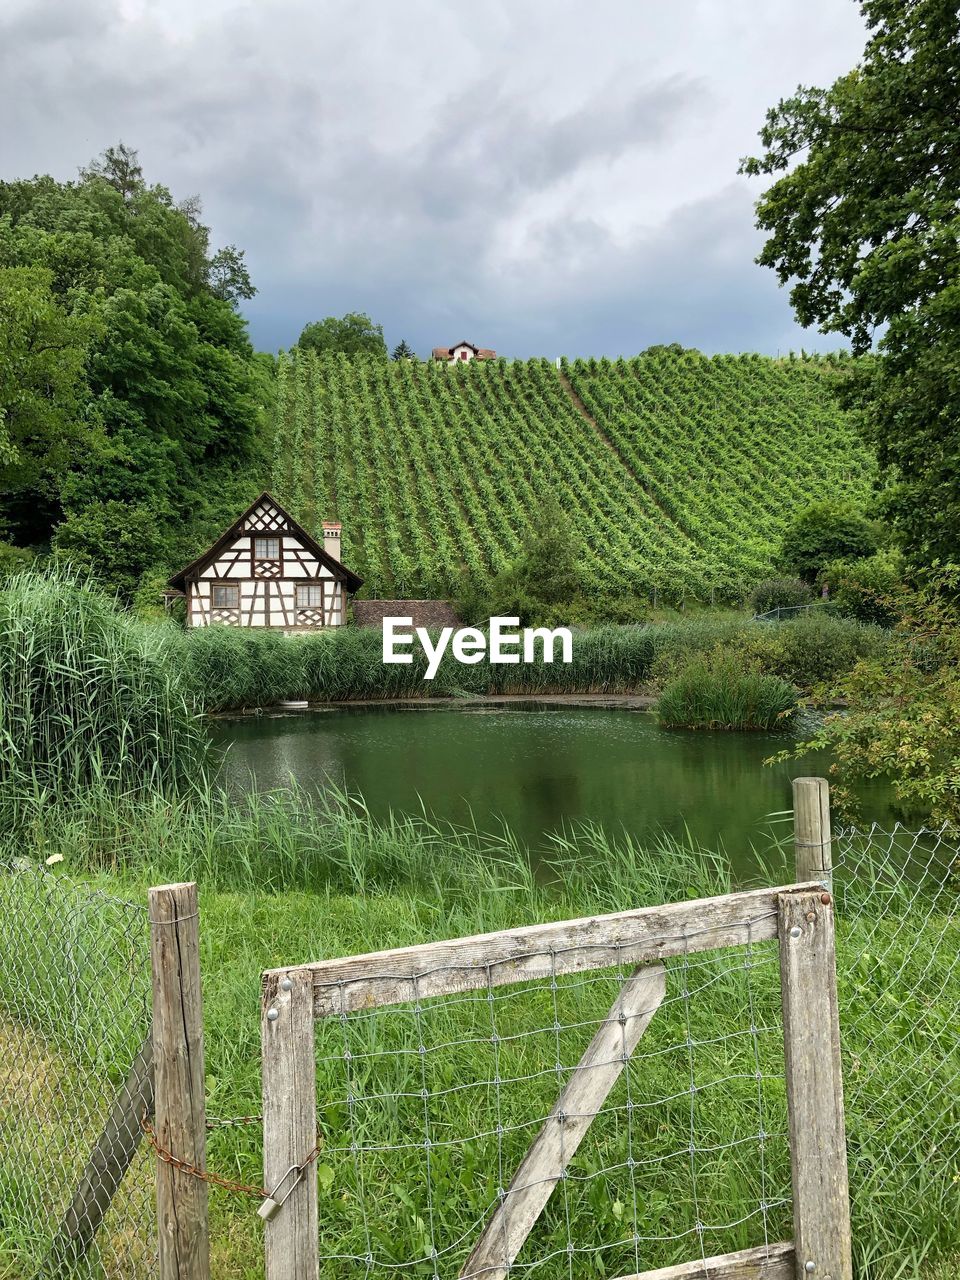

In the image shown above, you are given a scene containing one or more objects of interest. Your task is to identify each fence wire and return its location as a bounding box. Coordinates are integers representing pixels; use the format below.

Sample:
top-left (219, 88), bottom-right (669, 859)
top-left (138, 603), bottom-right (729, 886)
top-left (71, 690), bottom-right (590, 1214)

top-left (1, 821), bottom-right (958, 1279)
top-left (308, 914), bottom-right (791, 1279)
top-left (833, 823), bottom-right (960, 1265)
top-left (0, 861), bottom-right (155, 1279)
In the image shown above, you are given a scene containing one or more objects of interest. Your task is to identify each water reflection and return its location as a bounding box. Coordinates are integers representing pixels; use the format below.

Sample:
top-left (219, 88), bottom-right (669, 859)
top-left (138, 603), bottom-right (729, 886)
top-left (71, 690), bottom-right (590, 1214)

top-left (210, 703), bottom-right (898, 879)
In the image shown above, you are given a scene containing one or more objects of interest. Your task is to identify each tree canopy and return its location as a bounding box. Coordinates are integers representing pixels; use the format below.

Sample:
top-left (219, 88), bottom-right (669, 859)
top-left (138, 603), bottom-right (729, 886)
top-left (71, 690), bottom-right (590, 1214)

top-left (0, 144), bottom-right (269, 597)
top-left (297, 312), bottom-right (387, 359)
top-left (741, 0), bottom-right (960, 568)
top-left (779, 501), bottom-right (878, 584)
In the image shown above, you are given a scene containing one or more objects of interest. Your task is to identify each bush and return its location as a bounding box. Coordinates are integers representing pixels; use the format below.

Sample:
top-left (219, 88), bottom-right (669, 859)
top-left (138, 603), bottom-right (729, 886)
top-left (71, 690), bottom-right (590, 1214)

top-left (750, 576), bottom-right (814, 616)
top-left (779, 501), bottom-right (878, 583)
top-left (656, 651), bottom-right (798, 730)
top-left (822, 551), bottom-right (906, 627)
top-left (773, 613), bottom-right (891, 688)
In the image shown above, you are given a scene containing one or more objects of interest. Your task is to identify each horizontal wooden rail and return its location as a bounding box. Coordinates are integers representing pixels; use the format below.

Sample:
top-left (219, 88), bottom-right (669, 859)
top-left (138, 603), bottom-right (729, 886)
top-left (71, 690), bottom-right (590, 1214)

top-left (263, 882), bottom-right (819, 1017)
top-left (614, 1241), bottom-right (794, 1280)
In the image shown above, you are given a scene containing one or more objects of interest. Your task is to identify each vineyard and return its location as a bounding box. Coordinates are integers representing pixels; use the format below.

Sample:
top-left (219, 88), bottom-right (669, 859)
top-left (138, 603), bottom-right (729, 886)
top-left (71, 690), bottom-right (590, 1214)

top-left (269, 348), bottom-right (875, 602)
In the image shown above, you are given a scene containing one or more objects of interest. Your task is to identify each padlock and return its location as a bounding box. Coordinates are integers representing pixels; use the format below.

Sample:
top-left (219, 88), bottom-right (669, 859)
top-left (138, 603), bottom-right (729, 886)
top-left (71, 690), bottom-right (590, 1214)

top-left (257, 1196), bottom-right (282, 1222)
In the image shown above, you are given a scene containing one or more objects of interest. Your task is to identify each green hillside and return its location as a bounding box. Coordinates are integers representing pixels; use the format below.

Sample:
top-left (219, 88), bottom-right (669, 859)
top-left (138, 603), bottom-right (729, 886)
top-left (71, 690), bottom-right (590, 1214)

top-left (269, 348), bottom-right (875, 602)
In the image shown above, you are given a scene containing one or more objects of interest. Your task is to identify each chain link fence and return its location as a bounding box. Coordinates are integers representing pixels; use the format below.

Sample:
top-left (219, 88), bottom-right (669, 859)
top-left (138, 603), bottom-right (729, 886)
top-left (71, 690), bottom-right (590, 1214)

top-left (0, 863), bottom-right (155, 1279)
top-left (0, 816), bottom-right (957, 1278)
top-left (832, 823), bottom-right (960, 1271)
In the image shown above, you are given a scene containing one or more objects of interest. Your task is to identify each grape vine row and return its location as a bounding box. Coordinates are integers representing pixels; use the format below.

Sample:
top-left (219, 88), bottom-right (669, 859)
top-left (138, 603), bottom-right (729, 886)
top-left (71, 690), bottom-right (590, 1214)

top-left (269, 349), bottom-right (875, 603)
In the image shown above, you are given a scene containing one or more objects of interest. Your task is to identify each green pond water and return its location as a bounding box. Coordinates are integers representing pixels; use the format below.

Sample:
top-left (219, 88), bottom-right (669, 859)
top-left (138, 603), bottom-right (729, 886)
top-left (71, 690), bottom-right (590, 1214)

top-left (211, 702), bottom-right (897, 881)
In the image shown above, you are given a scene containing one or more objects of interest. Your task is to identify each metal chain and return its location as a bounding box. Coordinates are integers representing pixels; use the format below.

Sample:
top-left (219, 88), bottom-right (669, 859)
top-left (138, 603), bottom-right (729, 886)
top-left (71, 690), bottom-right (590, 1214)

top-left (141, 1114), bottom-right (322, 1202)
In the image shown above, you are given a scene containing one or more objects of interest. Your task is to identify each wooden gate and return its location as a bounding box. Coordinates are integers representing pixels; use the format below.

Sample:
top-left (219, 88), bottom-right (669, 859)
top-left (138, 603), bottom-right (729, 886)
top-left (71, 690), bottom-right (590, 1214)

top-left (261, 779), bottom-right (851, 1280)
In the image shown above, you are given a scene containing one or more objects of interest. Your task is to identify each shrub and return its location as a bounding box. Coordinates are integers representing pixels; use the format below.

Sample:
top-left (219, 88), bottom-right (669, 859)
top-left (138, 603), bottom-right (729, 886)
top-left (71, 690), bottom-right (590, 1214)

top-left (779, 501), bottom-right (878, 583)
top-left (750, 576), bottom-right (814, 617)
top-left (771, 612), bottom-right (891, 688)
top-left (822, 550), bottom-right (906, 627)
top-left (656, 651), bottom-right (798, 730)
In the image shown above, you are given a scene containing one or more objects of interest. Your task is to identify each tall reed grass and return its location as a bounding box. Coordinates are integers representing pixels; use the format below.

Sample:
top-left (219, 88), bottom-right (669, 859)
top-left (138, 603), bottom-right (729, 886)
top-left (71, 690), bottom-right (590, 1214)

top-left (656, 652), bottom-right (798, 730)
top-left (0, 567), bottom-right (206, 814)
top-left (177, 612), bottom-right (889, 712)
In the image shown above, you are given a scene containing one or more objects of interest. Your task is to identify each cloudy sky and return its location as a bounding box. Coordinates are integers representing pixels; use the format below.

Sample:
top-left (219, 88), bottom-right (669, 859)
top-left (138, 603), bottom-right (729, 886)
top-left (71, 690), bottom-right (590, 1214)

top-left (1, 0), bottom-right (867, 359)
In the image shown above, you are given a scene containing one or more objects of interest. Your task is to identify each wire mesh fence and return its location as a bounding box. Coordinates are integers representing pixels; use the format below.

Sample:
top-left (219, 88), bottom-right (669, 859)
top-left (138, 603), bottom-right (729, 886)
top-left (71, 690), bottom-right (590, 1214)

top-left (833, 823), bottom-right (960, 1268)
top-left (0, 812), bottom-right (958, 1279)
top-left (0, 862), bottom-right (155, 1279)
top-left (268, 891), bottom-right (808, 1280)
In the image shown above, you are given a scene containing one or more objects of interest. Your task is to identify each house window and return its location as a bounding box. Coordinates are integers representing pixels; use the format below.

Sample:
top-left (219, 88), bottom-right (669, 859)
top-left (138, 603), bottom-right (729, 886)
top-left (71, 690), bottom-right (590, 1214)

top-left (297, 582), bottom-right (326, 609)
top-left (459, 349), bottom-right (468, 360)
top-left (254, 536), bottom-right (280, 559)
top-left (212, 584), bottom-right (239, 609)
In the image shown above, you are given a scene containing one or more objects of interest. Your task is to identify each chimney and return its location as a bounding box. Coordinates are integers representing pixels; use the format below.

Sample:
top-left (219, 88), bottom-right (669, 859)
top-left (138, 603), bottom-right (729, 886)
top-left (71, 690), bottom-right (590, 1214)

top-left (322, 520), bottom-right (342, 561)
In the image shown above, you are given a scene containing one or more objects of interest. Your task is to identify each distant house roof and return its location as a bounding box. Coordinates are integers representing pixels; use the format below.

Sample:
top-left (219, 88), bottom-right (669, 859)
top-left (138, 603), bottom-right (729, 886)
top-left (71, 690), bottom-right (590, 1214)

top-left (167, 491), bottom-right (363, 594)
top-left (432, 340), bottom-right (497, 360)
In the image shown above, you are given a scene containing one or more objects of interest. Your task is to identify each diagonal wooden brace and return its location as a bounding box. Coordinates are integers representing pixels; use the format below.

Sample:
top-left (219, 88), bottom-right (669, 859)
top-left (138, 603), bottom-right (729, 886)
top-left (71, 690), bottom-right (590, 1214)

top-left (460, 963), bottom-right (666, 1280)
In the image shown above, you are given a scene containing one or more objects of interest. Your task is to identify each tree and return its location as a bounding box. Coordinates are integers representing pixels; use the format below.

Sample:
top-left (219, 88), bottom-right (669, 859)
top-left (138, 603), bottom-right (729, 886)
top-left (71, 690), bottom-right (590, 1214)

top-left (0, 266), bottom-right (99, 541)
top-left (52, 500), bottom-right (167, 601)
top-left (208, 244), bottom-right (257, 306)
top-left (460, 495), bottom-right (586, 626)
top-left (391, 339), bottom-right (415, 361)
top-left (81, 142), bottom-right (143, 201)
top-left (0, 144), bottom-right (265, 591)
top-left (297, 312), bottom-right (387, 359)
top-left (741, 0), bottom-right (960, 568)
top-left (779, 501), bottom-right (878, 583)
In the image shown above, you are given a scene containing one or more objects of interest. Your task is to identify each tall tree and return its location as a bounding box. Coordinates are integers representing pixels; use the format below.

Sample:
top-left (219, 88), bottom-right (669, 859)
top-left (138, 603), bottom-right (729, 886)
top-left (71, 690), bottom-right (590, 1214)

top-left (80, 141), bottom-right (144, 201)
top-left (741, 0), bottom-right (960, 567)
top-left (297, 312), bottom-right (387, 359)
top-left (208, 244), bottom-right (257, 306)
top-left (391, 339), bottom-right (415, 361)
top-left (0, 144), bottom-right (267, 595)
top-left (0, 266), bottom-right (99, 541)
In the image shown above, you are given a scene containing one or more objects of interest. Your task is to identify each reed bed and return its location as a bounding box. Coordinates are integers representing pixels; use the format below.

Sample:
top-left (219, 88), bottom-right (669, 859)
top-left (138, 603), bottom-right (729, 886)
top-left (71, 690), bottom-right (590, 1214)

top-left (176, 612), bottom-right (888, 712)
top-left (657, 652), bottom-right (799, 730)
top-left (0, 567), bottom-right (206, 811)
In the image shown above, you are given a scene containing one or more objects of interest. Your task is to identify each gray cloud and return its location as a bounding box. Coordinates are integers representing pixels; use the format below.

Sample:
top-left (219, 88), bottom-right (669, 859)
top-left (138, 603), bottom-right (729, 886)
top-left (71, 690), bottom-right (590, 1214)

top-left (0, 0), bottom-right (867, 357)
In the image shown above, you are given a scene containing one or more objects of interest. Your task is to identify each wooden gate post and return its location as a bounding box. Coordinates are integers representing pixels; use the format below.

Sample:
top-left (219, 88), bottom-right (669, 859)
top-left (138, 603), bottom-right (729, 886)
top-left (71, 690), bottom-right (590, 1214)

top-left (778, 890), bottom-right (852, 1280)
top-left (262, 968), bottom-right (319, 1280)
top-left (149, 882), bottom-right (210, 1280)
top-left (793, 776), bottom-right (833, 890)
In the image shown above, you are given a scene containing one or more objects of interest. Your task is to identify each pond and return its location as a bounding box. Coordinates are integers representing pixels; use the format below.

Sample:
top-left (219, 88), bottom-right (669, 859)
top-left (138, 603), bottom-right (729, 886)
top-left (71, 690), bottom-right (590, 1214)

top-left (211, 701), bottom-right (896, 881)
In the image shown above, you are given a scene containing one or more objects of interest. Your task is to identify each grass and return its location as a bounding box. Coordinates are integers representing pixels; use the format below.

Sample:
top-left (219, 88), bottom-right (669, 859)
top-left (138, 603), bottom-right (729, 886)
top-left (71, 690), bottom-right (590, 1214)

top-left (0, 567), bottom-right (955, 1276)
top-left (0, 803), bottom-right (958, 1279)
top-left (174, 609), bottom-right (890, 712)
top-left (656, 652), bottom-right (799, 730)
top-left (0, 566), bottom-right (206, 810)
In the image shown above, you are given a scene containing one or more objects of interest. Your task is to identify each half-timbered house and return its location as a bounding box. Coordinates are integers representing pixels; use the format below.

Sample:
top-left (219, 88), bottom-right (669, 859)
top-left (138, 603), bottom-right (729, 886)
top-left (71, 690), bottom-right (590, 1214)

top-left (167, 493), bottom-right (363, 630)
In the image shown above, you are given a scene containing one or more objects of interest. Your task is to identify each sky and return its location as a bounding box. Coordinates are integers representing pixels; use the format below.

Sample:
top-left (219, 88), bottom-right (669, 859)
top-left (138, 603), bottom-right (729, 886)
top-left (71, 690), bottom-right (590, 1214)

top-left (0, 0), bottom-right (868, 359)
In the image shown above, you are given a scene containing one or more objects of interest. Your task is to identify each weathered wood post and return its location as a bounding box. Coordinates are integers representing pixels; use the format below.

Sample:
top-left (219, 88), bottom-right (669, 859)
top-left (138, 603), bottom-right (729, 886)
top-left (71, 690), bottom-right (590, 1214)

top-left (149, 882), bottom-right (210, 1280)
top-left (778, 889), bottom-right (853, 1280)
top-left (793, 776), bottom-right (833, 889)
top-left (262, 967), bottom-right (319, 1280)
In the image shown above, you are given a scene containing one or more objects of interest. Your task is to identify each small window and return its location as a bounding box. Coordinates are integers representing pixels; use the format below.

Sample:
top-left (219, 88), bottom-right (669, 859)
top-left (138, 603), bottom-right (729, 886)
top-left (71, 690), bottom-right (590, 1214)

top-left (459, 349), bottom-right (468, 360)
top-left (297, 582), bottom-right (325, 609)
top-left (212, 584), bottom-right (239, 609)
top-left (254, 536), bottom-right (280, 559)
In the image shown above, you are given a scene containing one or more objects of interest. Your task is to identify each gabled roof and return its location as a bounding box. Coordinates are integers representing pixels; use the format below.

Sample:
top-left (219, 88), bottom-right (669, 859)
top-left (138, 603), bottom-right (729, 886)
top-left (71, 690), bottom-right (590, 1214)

top-left (167, 492), bottom-right (364, 594)
top-left (432, 341), bottom-right (497, 360)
